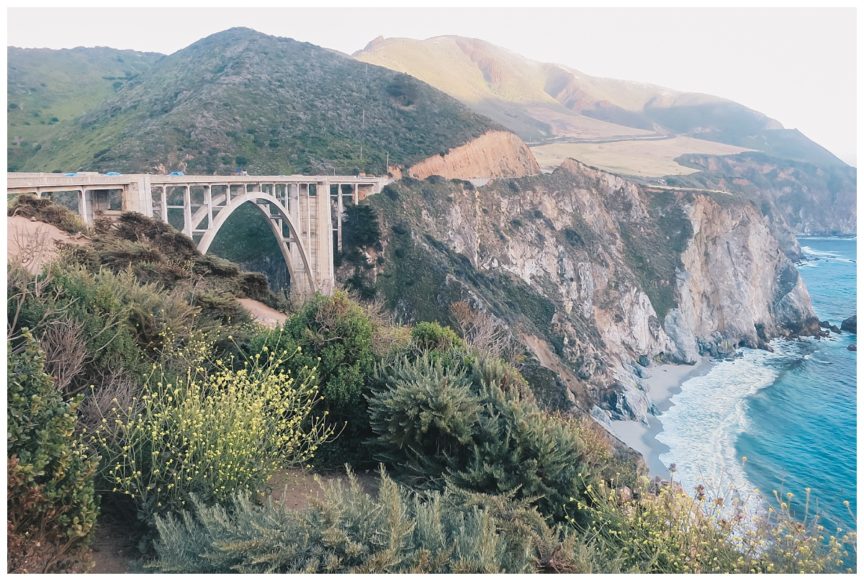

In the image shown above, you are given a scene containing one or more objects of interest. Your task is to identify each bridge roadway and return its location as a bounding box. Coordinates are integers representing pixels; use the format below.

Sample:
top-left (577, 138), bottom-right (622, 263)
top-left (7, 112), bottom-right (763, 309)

top-left (7, 172), bottom-right (390, 296)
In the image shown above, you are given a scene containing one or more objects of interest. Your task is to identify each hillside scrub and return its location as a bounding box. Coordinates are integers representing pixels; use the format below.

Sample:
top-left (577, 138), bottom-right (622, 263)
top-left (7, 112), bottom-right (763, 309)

top-left (367, 352), bottom-right (599, 521)
top-left (7, 332), bottom-right (99, 573)
top-left (151, 470), bottom-right (601, 574)
top-left (241, 291), bottom-right (409, 466)
top-left (90, 333), bottom-right (334, 524)
top-left (575, 476), bottom-right (857, 573)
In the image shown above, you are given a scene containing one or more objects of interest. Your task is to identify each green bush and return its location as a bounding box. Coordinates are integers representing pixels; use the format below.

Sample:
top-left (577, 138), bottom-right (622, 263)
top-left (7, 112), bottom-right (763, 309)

top-left (367, 353), bottom-right (595, 520)
top-left (368, 355), bottom-right (481, 486)
top-left (283, 292), bottom-right (377, 414)
top-left (91, 335), bottom-right (334, 523)
top-left (7, 332), bottom-right (99, 573)
top-left (245, 292), bottom-right (383, 464)
top-left (151, 470), bottom-right (597, 573)
top-left (8, 263), bottom-right (153, 396)
top-left (410, 320), bottom-right (463, 352)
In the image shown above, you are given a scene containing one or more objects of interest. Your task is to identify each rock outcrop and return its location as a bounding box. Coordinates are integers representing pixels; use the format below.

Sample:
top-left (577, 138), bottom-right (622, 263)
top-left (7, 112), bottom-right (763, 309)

top-left (360, 158), bottom-right (816, 423)
top-left (407, 130), bottom-right (541, 180)
top-left (664, 193), bottom-right (816, 362)
top-left (841, 315), bottom-right (856, 334)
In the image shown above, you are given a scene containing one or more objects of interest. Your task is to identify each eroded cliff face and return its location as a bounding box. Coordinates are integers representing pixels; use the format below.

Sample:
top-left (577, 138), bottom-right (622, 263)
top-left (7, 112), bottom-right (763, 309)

top-left (407, 130), bottom-right (541, 180)
top-left (355, 159), bottom-right (816, 423)
top-left (664, 194), bottom-right (815, 364)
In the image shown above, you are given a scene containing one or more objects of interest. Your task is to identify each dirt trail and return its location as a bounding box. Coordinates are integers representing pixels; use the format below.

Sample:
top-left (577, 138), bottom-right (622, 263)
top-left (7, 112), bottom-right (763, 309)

top-left (238, 297), bottom-right (289, 328)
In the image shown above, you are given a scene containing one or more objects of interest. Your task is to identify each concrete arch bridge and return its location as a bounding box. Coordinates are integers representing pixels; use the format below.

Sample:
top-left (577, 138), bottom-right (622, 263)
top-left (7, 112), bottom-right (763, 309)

top-left (7, 173), bottom-right (388, 296)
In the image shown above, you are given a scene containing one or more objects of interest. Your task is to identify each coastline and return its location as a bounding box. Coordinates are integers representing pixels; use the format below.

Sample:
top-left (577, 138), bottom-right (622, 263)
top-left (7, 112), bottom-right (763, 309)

top-left (608, 356), bottom-right (714, 478)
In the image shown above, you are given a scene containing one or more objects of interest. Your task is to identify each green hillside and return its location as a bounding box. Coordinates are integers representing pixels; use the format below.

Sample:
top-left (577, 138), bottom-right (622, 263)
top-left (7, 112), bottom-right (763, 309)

top-left (16, 28), bottom-right (499, 175)
top-left (7, 46), bottom-right (162, 171)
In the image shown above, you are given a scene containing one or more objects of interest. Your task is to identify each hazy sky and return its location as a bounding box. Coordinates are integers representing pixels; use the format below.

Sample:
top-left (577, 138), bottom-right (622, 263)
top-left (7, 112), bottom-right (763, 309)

top-left (7, 7), bottom-right (858, 164)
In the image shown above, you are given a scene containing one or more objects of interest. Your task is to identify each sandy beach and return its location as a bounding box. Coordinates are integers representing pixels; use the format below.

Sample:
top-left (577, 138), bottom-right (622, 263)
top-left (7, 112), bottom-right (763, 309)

top-left (608, 357), bottom-right (714, 477)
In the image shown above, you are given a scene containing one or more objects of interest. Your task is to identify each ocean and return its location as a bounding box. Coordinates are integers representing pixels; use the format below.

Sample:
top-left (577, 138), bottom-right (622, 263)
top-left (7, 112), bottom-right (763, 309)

top-left (655, 237), bottom-right (856, 533)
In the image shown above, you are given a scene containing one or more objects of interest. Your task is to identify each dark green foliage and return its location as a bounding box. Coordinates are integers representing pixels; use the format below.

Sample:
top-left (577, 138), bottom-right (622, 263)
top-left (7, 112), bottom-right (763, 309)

top-left (368, 352), bottom-right (596, 520)
top-left (283, 292), bottom-right (376, 413)
top-left (207, 203), bottom-right (289, 291)
top-left (449, 381), bottom-right (590, 520)
top-left (244, 292), bottom-right (380, 464)
top-left (368, 356), bottom-right (481, 485)
top-left (7, 332), bottom-right (99, 573)
top-left (342, 204), bottom-right (382, 254)
top-left (151, 470), bottom-right (596, 573)
top-left (339, 204), bottom-right (382, 298)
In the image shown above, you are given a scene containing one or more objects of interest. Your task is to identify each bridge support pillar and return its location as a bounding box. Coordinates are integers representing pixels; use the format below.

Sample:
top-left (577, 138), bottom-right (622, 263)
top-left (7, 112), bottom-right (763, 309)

top-left (182, 186), bottom-right (193, 236)
top-left (336, 184), bottom-right (344, 253)
top-left (120, 175), bottom-right (152, 216)
top-left (315, 181), bottom-right (335, 295)
top-left (286, 183), bottom-right (310, 296)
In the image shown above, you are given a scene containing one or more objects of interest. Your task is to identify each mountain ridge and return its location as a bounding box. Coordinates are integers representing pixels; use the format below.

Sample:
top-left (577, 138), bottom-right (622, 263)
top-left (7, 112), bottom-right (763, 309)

top-left (11, 28), bottom-right (501, 175)
top-left (355, 34), bottom-right (846, 168)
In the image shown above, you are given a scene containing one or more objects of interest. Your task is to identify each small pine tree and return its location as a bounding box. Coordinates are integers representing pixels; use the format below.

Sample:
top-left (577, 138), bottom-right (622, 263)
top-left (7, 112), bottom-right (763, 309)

top-left (367, 355), bottom-right (481, 486)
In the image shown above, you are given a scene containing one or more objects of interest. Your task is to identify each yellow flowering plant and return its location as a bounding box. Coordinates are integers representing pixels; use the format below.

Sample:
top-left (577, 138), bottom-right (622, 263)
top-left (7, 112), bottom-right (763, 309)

top-left (92, 331), bottom-right (335, 522)
top-left (570, 473), bottom-right (856, 573)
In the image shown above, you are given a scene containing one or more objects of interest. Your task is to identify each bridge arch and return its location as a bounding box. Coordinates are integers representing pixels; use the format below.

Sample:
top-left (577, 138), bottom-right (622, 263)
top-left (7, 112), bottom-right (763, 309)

top-left (196, 192), bottom-right (316, 293)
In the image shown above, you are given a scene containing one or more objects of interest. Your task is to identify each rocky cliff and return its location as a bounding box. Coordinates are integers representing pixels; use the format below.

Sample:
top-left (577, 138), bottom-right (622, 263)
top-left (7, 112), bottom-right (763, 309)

top-left (670, 152), bottom-right (857, 236)
top-left (348, 159), bottom-right (816, 423)
top-left (407, 130), bottom-right (541, 180)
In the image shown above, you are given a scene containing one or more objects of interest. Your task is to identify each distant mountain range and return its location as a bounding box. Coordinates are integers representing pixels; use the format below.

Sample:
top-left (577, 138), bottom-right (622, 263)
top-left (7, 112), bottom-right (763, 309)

top-left (355, 35), bottom-right (847, 168)
top-left (355, 35), bottom-right (855, 235)
top-left (7, 28), bottom-right (855, 235)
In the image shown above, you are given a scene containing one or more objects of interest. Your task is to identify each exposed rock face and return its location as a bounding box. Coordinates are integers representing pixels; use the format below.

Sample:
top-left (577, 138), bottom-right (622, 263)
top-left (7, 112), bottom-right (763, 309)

top-left (362, 159), bottom-right (816, 422)
top-left (841, 315), bottom-right (856, 334)
top-left (407, 130), bottom-right (541, 180)
top-left (664, 193), bottom-right (816, 362)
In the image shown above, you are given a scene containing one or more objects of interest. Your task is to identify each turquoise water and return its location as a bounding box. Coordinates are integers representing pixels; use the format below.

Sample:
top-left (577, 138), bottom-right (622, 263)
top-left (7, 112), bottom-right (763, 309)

top-left (657, 237), bottom-right (856, 533)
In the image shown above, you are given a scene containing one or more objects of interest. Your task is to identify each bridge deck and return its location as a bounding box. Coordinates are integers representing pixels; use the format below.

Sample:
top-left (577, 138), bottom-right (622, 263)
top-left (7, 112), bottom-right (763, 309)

top-left (7, 173), bottom-right (388, 193)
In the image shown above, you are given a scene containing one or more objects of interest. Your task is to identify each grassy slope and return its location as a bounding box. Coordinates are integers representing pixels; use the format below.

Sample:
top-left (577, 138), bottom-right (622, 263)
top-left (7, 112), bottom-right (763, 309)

top-left (18, 28), bottom-right (499, 176)
top-left (7, 46), bottom-right (162, 171)
top-left (356, 36), bottom-right (656, 142)
top-left (531, 135), bottom-right (752, 177)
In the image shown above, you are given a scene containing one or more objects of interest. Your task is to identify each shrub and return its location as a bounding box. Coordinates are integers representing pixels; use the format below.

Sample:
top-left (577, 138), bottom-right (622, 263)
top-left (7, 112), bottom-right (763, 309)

top-left (7, 332), bottom-right (99, 573)
top-left (91, 335), bottom-right (334, 522)
top-left (410, 320), bottom-right (462, 352)
top-left (450, 382), bottom-right (591, 521)
top-left (576, 476), bottom-right (857, 573)
top-left (151, 470), bottom-right (595, 573)
top-left (367, 353), bottom-right (596, 520)
top-left (368, 355), bottom-right (481, 486)
top-left (282, 292), bottom-right (376, 414)
top-left (8, 263), bottom-right (152, 396)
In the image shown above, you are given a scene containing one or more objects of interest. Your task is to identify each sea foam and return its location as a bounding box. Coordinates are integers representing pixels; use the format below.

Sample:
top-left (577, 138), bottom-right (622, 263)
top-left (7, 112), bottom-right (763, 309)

top-left (655, 346), bottom-right (796, 517)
